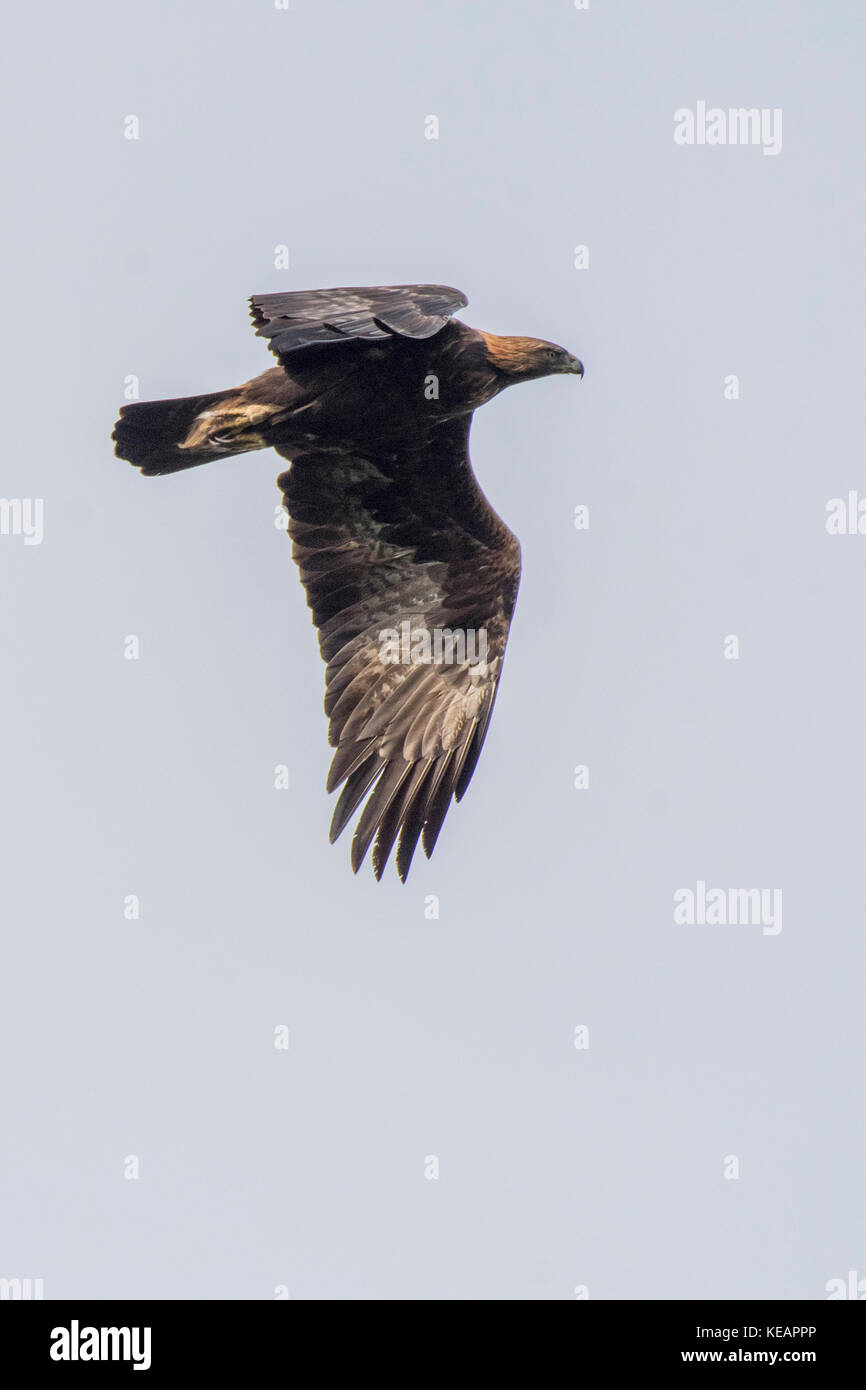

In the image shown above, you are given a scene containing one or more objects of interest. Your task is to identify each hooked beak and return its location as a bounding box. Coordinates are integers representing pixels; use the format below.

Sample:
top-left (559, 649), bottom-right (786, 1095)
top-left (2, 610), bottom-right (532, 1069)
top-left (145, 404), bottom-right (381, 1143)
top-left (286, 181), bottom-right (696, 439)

top-left (565, 354), bottom-right (585, 377)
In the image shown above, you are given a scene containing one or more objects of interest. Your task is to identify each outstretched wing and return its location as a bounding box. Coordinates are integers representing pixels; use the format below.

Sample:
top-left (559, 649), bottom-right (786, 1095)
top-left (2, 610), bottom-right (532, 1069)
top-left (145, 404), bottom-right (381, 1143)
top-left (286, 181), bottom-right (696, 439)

top-left (278, 415), bottom-right (520, 881)
top-left (250, 283), bottom-right (468, 359)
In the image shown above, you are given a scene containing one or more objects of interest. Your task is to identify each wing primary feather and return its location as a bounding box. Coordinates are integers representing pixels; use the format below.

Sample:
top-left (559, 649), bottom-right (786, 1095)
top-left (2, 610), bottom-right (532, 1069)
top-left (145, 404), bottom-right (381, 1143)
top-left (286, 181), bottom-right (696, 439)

top-left (371, 762), bottom-right (431, 881)
top-left (329, 755), bottom-right (383, 843)
top-left (454, 684), bottom-right (499, 801)
top-left (419, 752), bottom-right (458, 860)
top-left (350, 760), bottom-right (413, 873)
top-left (326, 737), bottom-right (377, 794)
top-left (395, 762), bottom-right (438, 882)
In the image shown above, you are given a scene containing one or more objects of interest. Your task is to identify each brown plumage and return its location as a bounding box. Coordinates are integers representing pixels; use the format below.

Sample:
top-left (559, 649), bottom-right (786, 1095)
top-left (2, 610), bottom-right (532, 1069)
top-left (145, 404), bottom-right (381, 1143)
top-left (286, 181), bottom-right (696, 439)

top-left (112, 285), bottom-right (583, 879)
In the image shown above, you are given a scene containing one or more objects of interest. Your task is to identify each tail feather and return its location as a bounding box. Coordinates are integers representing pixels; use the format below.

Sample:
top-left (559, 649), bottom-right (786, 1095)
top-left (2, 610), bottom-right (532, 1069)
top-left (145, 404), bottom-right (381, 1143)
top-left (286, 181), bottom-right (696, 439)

top-left (114, 385), bottom-right (283, 476)
top-left (112, 390), bottom-right (239, 476)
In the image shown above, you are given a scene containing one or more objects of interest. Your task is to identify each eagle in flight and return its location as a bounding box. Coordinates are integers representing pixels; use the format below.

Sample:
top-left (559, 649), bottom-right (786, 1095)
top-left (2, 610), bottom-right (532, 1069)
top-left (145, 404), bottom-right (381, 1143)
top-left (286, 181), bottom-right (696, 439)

top-left (113, 285), bottom-right (583, 880)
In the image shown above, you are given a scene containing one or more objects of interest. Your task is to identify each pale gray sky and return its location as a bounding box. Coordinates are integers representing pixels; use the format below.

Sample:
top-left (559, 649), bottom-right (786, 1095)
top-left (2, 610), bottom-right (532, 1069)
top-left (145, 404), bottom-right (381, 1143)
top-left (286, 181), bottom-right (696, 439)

top-left (1, 0), bottom-right (864, 1299)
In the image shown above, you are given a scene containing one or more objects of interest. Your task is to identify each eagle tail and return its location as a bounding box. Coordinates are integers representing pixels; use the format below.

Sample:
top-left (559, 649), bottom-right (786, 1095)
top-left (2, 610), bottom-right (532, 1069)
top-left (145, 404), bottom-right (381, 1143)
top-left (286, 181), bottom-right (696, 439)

top-left (112, 389), bottom-right (271, 477)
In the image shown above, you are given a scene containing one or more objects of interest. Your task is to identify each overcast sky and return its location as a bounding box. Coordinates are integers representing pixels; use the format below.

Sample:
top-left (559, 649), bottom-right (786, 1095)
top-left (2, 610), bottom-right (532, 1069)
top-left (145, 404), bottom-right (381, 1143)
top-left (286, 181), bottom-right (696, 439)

top-left (2, 0), bottom-right (864, 1299)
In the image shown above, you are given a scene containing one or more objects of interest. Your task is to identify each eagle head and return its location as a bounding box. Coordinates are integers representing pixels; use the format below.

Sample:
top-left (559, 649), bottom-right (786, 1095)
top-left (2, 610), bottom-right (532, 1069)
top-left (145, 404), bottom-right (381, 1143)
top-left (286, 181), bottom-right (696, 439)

top-left (481, 333), bottom-right (584, 382)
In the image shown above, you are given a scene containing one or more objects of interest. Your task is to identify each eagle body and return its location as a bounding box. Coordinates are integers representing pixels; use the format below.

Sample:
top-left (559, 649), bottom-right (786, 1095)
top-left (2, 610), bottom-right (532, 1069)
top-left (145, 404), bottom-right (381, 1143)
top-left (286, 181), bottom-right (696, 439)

top-left (113, 285), bottom-right (582, 879)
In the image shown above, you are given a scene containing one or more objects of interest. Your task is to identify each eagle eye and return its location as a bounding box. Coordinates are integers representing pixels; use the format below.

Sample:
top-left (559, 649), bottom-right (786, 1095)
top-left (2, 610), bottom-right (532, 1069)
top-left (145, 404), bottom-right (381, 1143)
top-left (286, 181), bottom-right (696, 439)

top-left (546, 349), bottom-right (558, 362)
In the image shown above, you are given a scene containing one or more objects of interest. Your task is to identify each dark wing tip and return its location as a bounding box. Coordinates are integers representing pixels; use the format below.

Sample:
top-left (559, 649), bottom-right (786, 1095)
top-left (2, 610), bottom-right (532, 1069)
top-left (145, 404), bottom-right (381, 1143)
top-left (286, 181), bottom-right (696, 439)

top-left (327, 744), bottom-right (461, 882)
top-left (248, 284), bottom-right (468, 356)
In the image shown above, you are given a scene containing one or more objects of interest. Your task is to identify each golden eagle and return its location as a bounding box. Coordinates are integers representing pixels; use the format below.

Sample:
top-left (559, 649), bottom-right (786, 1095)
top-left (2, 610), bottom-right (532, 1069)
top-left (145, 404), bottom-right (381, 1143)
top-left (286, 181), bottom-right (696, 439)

top-left (113, 285), bottom-right (583, 879)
